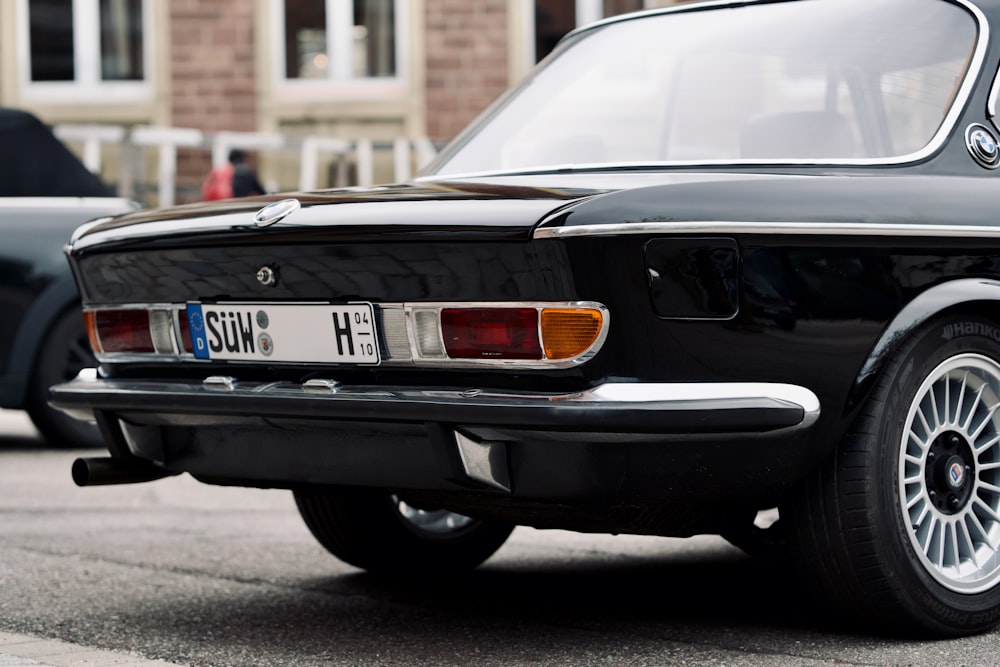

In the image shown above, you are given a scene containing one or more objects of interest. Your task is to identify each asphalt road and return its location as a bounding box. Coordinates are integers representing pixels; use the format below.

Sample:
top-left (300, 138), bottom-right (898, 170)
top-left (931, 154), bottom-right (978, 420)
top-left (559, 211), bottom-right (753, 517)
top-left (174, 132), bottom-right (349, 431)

top-left (3, 409), bottom-right (1000, 666)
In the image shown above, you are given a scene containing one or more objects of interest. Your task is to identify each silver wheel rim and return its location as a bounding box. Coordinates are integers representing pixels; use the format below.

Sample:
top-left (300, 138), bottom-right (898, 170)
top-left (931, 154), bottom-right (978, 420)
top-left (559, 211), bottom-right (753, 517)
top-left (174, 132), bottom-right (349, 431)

top-left (899, 353), bottom-right (1000, 593)
top-left (394, 497), bottom-right (475, 536)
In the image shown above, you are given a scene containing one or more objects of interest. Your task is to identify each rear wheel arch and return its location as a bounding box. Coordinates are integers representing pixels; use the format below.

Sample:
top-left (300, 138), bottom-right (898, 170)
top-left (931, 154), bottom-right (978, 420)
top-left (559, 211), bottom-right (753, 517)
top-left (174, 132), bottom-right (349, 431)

top-left (849, 278), bottom-right (1000, 415)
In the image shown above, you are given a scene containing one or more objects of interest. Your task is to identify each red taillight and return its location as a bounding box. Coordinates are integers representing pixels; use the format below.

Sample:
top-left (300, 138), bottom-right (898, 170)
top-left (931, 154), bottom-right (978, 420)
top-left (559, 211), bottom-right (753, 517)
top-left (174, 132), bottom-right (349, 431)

top-left (86, 309), bottom-right (154, 354)
top-left (441, 308), bottom-right (542, 359)
top-left (177, 308), bottom-right (193, 353)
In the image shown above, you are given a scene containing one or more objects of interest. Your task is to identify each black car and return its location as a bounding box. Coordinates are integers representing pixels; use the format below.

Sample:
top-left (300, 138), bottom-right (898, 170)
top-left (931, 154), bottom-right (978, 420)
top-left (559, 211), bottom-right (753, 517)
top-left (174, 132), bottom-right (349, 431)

top-left (0, 109), bottom-right (135, 446)
top-left (50, 0), bottom-right (1000, 636)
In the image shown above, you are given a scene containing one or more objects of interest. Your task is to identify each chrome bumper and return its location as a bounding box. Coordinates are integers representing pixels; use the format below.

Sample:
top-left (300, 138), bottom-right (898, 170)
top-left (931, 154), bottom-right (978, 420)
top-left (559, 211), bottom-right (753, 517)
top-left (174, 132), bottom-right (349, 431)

top-left (52, 373), bottom-right (819, 434)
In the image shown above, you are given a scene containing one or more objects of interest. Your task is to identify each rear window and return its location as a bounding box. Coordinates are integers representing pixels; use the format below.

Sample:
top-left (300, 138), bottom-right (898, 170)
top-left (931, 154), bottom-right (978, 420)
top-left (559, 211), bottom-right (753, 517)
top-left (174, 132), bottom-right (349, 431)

top-left (432, 0), bottom-right (979, 175)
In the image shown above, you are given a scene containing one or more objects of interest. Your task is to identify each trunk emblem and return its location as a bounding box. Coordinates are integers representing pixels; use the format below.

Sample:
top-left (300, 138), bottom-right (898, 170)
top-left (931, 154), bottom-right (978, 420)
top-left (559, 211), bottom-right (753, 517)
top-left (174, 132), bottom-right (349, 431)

top-left (253, 198), bottom-right (301, 227)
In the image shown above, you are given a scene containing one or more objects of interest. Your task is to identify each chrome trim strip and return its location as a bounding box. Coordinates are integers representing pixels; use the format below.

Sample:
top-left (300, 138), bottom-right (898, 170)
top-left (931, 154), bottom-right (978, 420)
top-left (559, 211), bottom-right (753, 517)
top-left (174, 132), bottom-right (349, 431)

top-left (988, 0), bottom-right (1000, 124)
top-left (583, 382), bottom-right (820, 430)
top-left (534, 220), bottom-right (1000, 240)
top-left (990, 62), bottom-right (1000, 122)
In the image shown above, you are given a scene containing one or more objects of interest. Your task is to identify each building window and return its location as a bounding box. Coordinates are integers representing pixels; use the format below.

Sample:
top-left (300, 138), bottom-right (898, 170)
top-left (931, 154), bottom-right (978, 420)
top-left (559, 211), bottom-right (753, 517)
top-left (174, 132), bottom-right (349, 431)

top-left (281, 0), bottom-right (398, 81)
top-left (20, 0), bottom-right (150, 101)
top-left (28, 0), bottom-right (75, 81)
top-left (99, 0), bottom-right (145, 81)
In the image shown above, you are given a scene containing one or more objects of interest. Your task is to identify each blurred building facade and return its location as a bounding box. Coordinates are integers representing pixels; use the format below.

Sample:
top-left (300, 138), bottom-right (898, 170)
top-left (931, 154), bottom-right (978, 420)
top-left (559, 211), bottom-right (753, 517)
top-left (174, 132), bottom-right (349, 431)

top-left (0, 0), bottom-right (688, 200)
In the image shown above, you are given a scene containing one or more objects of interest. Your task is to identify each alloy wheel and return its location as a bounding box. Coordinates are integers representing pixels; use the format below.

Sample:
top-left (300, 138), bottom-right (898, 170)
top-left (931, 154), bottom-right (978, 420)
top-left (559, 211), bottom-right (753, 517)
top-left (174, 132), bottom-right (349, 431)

top-left (899, 353), bottom-right (1000, 593)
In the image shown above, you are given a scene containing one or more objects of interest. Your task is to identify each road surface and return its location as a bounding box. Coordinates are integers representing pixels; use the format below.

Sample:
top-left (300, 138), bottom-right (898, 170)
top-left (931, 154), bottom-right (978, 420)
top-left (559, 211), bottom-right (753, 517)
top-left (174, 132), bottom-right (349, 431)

top-left (1, 409), bottom-right (998, 666)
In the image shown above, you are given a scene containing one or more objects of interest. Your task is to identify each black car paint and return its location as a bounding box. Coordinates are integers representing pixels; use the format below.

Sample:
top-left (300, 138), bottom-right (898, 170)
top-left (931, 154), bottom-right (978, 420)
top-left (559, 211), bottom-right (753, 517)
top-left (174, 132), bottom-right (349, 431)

top-left (46, 0), bottom-right (1000, 512)
top-left (50, 164), bottom-right (1000, 513)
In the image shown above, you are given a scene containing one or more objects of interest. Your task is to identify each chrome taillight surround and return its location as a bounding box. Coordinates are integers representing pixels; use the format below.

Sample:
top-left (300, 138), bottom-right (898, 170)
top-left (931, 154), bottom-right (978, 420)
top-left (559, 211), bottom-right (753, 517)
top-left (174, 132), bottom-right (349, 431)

top-left (83, 301), bottom-right (610, 369)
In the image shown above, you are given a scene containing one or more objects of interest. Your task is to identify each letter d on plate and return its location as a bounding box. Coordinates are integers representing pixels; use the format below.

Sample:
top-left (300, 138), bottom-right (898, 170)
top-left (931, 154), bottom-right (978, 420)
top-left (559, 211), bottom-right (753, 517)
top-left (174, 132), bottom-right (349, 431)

top-left (187, 303), bottom-right (210, 359)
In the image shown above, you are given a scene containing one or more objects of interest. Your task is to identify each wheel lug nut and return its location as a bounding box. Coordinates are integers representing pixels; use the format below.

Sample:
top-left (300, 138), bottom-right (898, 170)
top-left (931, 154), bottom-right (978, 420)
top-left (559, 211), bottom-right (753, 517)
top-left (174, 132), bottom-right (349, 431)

top-left (949, 496), bottom-right (962, 511)
top-left (927, 452), bottom-right (936, 461)
top-left (929, 490), bottom-right (938, 499)
top-left (949, 435), bottom-right (962, 448)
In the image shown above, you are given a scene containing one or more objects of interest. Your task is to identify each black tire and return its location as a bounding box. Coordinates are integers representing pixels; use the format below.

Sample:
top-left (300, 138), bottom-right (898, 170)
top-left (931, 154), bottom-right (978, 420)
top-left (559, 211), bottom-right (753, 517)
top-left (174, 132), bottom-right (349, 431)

top-left (26, 308), bottom-right (104, 448)
top-left (294, 487), bottom-right (514, 574)
top-left (791, 313), bottom-right (1000, 637)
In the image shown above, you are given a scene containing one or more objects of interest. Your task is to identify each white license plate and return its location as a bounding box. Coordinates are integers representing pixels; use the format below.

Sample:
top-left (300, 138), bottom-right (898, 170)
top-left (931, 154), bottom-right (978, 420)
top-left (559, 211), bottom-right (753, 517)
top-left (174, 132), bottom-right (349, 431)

top-left (186, 302), bottom-right (379, 364)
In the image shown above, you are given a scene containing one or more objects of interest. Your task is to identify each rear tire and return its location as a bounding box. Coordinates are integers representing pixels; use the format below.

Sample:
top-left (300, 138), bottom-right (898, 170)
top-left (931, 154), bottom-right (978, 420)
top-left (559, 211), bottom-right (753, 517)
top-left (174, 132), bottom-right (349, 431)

top-left (294, 487), bottom-right (514, 575)
top-left (792, 314), bottom-right (1000, 637)
top-left (26, 308), bottom-right (103, 448)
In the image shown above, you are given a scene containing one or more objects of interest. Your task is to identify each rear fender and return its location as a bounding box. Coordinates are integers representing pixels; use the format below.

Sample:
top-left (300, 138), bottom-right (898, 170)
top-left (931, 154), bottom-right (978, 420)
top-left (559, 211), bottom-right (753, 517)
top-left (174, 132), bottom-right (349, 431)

top-left (850, 278), bottom-right (1000, 414)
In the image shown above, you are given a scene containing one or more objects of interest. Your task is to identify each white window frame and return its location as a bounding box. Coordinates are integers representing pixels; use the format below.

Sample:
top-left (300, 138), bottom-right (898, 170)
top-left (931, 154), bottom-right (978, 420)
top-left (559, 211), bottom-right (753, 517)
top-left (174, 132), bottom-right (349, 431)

top-left (271, 0), bottom-right (407, 100)
top-left (16, 0), bottom-right (154, 104)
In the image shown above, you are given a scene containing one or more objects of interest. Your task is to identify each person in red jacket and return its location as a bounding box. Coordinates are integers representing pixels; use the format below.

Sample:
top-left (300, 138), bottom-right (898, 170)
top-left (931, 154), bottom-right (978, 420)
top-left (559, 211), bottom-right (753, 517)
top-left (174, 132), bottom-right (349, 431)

top-left (201, 149), bottom-right (265, 200)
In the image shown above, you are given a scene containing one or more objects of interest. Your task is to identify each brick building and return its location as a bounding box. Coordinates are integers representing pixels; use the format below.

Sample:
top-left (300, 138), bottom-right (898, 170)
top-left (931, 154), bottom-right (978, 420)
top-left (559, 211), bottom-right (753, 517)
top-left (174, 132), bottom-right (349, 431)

top-left (0, 0), bottom-right (686, 199)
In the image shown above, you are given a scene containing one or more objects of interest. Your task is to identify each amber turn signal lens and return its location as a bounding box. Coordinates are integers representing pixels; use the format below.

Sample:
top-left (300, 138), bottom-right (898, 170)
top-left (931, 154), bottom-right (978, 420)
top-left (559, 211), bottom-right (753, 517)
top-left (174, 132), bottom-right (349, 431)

top-left (83, 311), bottom-right (102, 354)
top-left (540, 308), bottom-right (604, 360)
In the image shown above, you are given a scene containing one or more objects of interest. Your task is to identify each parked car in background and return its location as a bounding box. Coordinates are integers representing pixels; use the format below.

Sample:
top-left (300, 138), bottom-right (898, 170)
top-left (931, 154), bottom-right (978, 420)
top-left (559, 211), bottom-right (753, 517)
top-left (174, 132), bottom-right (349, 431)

top-left (48, 0), bottom-right (1000, 636)
top-left (0, 109), bottom-right (135, 446)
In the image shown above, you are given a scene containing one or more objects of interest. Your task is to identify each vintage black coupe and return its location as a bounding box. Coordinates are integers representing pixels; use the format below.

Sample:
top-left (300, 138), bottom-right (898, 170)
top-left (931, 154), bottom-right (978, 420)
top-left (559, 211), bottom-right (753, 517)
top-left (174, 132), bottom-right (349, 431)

top-left (50, 0), bottom-right (1000, 636)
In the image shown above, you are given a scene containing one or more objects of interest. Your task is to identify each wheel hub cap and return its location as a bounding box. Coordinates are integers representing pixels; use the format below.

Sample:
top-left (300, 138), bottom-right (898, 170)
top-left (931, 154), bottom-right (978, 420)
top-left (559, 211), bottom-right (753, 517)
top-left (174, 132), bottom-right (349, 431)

top-left (925, 432), bottom-right (974, 514)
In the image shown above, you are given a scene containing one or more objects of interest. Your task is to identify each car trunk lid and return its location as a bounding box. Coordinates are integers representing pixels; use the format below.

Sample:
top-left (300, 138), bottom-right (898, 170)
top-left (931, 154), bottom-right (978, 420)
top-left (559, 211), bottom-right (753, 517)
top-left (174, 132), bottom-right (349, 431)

top-left (70, 181), bottom-right (608, 252)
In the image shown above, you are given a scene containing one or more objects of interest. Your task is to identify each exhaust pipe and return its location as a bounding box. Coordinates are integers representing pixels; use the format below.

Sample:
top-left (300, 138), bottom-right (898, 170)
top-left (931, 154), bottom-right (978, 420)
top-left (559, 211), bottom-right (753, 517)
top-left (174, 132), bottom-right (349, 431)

top-left (72, 457), bottom-right (176, 487)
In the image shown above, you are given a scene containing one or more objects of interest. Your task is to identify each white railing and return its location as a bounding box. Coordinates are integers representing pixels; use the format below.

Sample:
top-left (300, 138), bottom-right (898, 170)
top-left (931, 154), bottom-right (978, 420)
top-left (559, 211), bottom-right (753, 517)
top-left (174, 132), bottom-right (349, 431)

top-left (129, 126), bottom-right (204, 207)
top-left (53, 123), bottom-right (439, 207)
top-left (53, 124), bottom-right (126, 175)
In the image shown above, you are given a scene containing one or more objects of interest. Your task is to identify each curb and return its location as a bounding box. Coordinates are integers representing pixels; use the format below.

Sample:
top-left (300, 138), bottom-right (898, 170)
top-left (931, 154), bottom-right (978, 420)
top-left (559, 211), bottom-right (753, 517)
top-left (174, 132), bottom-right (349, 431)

top-left (0, 633), bottom-right (181, 667)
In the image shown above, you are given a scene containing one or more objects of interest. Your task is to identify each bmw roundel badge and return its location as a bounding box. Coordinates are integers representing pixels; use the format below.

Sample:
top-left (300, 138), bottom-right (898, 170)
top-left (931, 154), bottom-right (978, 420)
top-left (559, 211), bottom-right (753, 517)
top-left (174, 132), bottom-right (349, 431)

top-left (253, 198), bottom-right (301, 227)
top-left (965, 124), bottom-right (1000, 169)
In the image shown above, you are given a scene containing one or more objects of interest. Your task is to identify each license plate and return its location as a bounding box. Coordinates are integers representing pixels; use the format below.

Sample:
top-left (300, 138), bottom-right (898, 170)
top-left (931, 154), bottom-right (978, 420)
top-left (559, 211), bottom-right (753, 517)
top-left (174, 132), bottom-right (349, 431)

top-left (186, 302), bottom-right (380, 364)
